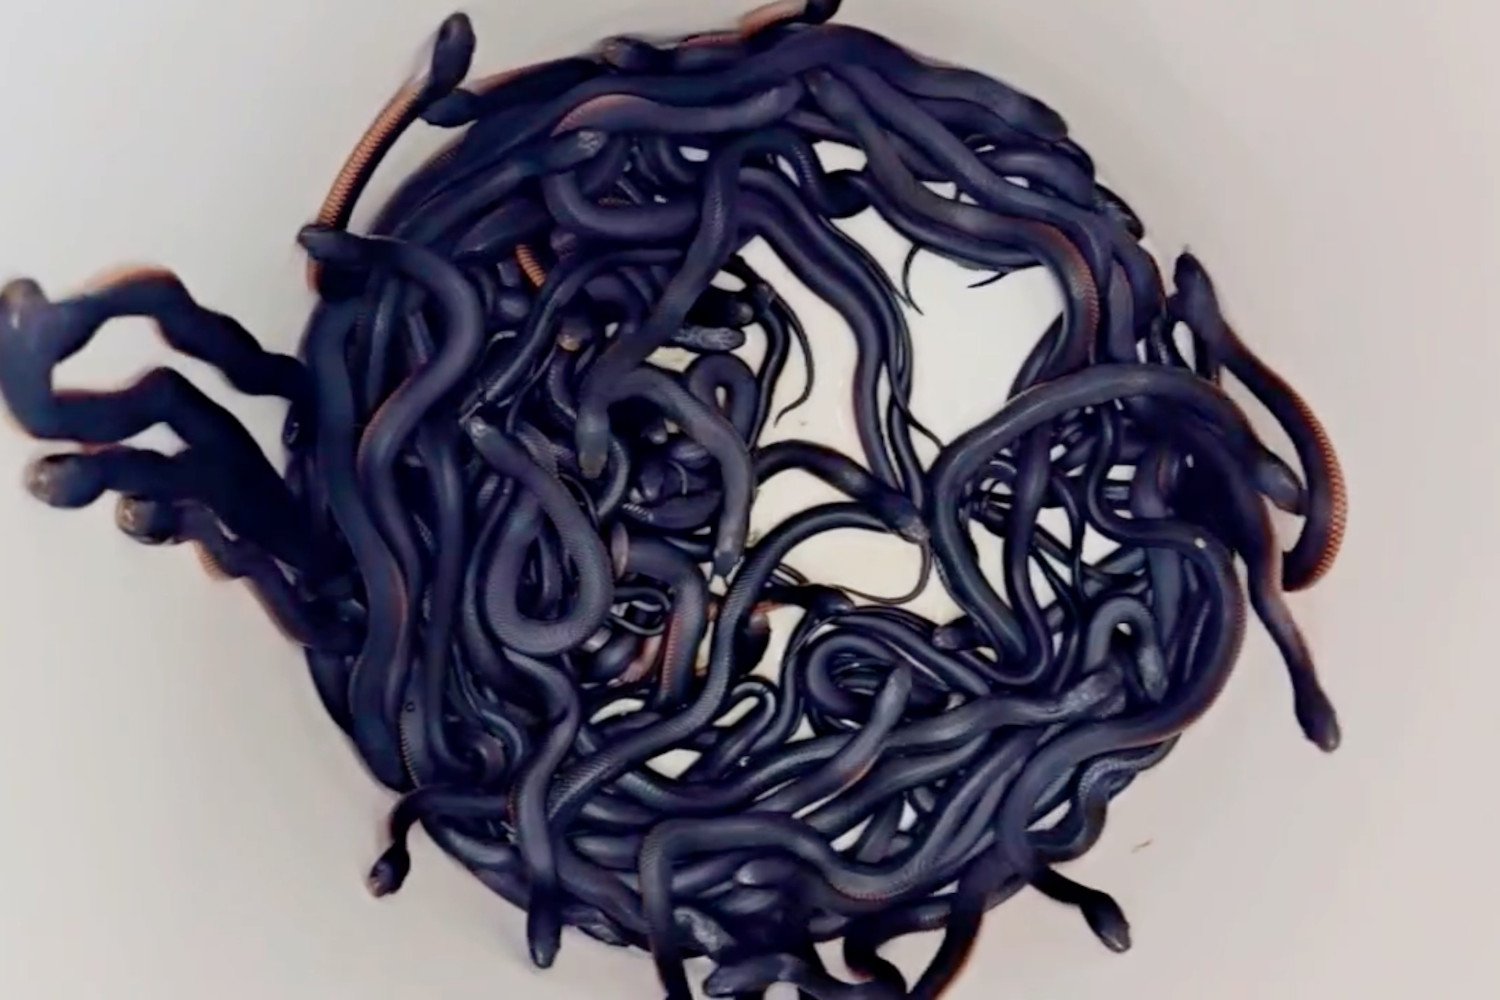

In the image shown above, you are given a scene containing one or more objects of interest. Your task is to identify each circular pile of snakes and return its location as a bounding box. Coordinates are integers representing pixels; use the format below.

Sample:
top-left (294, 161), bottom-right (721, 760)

top-left (0, 3), bottom-right (1347, 997)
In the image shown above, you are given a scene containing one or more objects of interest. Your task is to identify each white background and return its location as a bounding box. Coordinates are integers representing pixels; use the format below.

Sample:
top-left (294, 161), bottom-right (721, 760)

top-left (0, 1), bottom-right (1496, 997)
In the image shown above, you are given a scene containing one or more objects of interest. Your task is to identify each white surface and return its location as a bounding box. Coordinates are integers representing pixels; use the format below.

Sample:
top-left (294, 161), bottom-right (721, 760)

top-left (1, 1), bottom-right (1497, 997)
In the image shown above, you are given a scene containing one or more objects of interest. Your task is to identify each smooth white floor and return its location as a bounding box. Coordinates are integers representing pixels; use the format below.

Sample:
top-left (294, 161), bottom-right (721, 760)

top-left (0, 2), bottom-right (1496, 997)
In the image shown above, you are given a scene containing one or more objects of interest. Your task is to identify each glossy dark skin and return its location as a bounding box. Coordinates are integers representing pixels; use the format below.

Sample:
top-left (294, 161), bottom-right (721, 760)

top-left (0, 2), bottom-right (1345, 998)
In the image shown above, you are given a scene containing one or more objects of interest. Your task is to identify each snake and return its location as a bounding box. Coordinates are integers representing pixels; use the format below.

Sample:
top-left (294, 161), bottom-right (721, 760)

top-left (0, 4), bottom-right (1347, 997)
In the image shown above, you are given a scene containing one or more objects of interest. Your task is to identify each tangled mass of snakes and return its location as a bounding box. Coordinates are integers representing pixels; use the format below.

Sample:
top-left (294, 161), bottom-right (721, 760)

top-left (0, 2), bottom-right (1348, 996)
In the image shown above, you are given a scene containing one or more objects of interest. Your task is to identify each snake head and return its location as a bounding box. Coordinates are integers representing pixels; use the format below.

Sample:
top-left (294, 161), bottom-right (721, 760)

top-left (1168, 251), bottom-right (1228, 343)
top-left (1079, 889), bottom-right (1133, 953)
top-left (1253, 448), bottom-right (1308, 516)
top-left (468, 734), bottom-right (510, 786)
top-left (296, 225), bottom-right (373, 270)
top-left (725, 297), bottom-right (756, 328)
top-left (671, 325), bottom-right (747, 353)
top-left (24, 453), bottom-right (105, 509)
top-left (932, 618), bottom-right (976, 652)
top-left (824, 168), bottom-right (870, 218)
top-left (733, 856), bottom-right (797, 888)
top-left (526, 907), bottom-right (562, 968)
top-left (549, 227), bottom-right (583, 262)
top-left (0, 277), bottom-right (48, 333)
top-left (462, 415), bottom-right (496, 444)
top-left (1294, 682), bottom-right (1343, 753)
top-left (1095, 183), bottom-right (1146, 240)
top-left (280, 403), bottom-right (310, 451)
top-left (115, 496), bottom-right (185, 545)
top-left (731, 607), bottom-right (773, 672)
top-left (740, 0), bottom-right (809, 36)
top-left (556, 315), bottom-right (592, 353)
top-left (710, 545), bottom-right (740, 583)
top-left (366, 843), bottom-right (412, 897)
top-left (704, 955), bottom-right (816, 998)
top-left (563, 905), bottom-right (631, 948)
top-left (608, 522), bottom-right (631, 578)
top-left (702, 961), bottom-right (774, 997)
top-left (887, 500), bottom-right (930, 544)
top-left (672, 906), bottom-right (738, 962)
top-left (688, 287), bottom-right (754, 329)
top-left (1067, 667), bottom-right (1128, 720)
top-left (580, 626), bottom-right (612, 657)
top-left (574, 410), bottom-right (610, 481)
top-left (424, 13), bottom-right (476, 99)
top-left (489, 289), bottom-right (532, 328)
top-left (420, 89), bottom-right (476, 127)
top-left (0, 277), bottom-right (99, 371)
top-left (597, 35), bottom-right (669, 73)
top-left (803, 0), bottom-right (844, 24)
